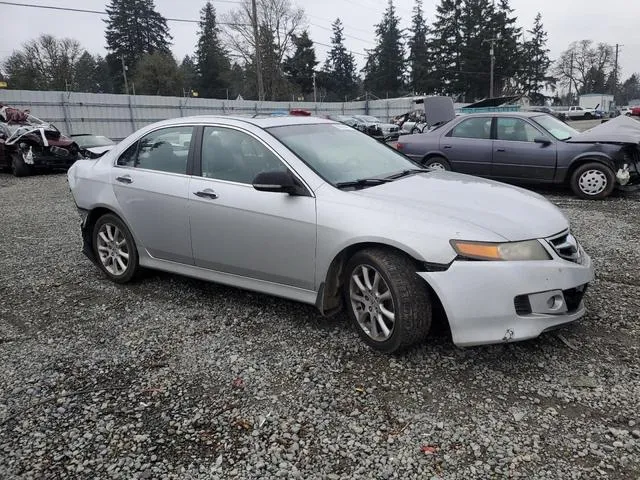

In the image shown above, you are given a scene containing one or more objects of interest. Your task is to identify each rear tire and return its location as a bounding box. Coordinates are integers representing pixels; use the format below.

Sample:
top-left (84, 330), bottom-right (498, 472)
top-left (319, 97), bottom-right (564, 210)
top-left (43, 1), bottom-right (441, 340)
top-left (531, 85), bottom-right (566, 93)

top-left (92, 214), bottom-right (140, 283)
top-left (570, 162), bottom-right (615, 200)
top-left (344, 248), bottom-right (432, 353)
top-left (423, 156), bottom-right (451, 171)
top-left (11, 153), bottom-right (31, 177)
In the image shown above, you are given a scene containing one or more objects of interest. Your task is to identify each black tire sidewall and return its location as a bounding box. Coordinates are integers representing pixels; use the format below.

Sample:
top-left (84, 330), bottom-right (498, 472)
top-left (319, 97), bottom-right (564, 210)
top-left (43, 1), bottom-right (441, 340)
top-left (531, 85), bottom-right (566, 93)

top-left (12, 153), bottom-right (30, 177)
top-left (423, 156), bottom-right (451, 171)
top-left (570, 162), bottom-right (615, 200)
top-left (343, 249), bottom-right (431, 353)
top-left (92, 213), bottom-right (139, 283)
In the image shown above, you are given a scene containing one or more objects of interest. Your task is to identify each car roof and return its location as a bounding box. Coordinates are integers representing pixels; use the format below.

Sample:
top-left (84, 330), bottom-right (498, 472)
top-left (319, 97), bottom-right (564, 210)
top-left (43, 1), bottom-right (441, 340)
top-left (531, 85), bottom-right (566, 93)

top-left (155, 114), bottom-right (335, 129)
top-left (459, 111), bottom-right (545, 119)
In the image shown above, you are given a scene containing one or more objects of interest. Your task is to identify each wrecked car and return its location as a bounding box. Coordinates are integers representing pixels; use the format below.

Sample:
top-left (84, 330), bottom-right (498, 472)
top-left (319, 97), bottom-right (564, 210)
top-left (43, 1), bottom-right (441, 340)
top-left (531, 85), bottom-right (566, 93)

top-left (395, 97), bottom-right (640, 200)
top-left (0, 105), bottom-right (81, 177)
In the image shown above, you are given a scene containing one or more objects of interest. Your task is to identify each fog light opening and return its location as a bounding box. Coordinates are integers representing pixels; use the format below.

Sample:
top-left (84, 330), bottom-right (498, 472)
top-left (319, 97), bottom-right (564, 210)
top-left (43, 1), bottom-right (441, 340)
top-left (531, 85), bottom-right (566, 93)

top-left (546, 294), bottom-right (565, 311)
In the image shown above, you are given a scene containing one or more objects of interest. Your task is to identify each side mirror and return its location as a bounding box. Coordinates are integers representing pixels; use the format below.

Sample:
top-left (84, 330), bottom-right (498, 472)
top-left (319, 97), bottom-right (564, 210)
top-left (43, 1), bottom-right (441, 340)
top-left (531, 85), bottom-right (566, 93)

top-left (252, 170), bottom-right (307, 196)
top-left (534, 137), bottom-right (552, 146)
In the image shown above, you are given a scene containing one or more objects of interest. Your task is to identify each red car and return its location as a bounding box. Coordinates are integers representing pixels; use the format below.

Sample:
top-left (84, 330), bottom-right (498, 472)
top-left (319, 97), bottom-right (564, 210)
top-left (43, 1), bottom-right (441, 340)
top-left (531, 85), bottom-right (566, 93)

top-left (0, 105), bottom-right (80, 176)
top-left (631, 106), bottom-right (640, 116)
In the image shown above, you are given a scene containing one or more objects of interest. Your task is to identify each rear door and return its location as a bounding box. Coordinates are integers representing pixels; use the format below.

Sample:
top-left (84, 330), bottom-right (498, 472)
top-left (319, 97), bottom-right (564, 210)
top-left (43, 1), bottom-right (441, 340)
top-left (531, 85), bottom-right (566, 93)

top-left (112, 125), bottom-right (195, 264)
top-left (492, 117), bottom-right (557, 182)
top-left (440, 117), bottom-right (493, 176)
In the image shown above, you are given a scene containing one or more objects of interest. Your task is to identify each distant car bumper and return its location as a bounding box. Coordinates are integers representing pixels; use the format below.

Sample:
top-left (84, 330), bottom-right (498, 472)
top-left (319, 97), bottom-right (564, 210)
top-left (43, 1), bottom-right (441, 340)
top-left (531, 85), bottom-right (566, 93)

top-left (418, 243), bottom-right (594, 347)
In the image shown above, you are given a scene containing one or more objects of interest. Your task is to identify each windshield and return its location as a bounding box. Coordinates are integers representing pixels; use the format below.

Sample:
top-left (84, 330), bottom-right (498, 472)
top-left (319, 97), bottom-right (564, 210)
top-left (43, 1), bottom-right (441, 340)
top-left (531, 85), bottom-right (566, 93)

top-left (268, 123), bottom-right (420, 185)
top-left (73, 135), bottom-right (115, 148)
top-left (532, 114), bottom-right (579, 140)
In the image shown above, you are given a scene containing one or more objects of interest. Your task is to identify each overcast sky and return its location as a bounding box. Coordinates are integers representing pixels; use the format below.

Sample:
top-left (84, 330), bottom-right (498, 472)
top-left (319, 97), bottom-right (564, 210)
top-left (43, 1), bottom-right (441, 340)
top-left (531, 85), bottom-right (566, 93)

top-left (1, 0), bottom-right (639, 86)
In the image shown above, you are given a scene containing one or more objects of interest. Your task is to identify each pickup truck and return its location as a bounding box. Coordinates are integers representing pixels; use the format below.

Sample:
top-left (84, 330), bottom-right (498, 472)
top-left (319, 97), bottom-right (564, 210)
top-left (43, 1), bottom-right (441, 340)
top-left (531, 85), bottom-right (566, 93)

top-left (556, 106), bottom-right (596, 120)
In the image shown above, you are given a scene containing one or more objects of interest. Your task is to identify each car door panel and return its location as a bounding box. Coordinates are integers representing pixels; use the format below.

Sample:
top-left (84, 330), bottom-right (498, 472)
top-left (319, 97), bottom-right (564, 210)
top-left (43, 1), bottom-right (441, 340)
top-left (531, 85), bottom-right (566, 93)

top-left (112, 126), bottom-right (195, 264)
top-left (189, 126), bottom-right (316, 290)
top-left (491, 118), bottom-right (557, 182)
top-left (189, 179), bottom-right (316, 289)
top-left (440, 117), bottom-right (493, 176)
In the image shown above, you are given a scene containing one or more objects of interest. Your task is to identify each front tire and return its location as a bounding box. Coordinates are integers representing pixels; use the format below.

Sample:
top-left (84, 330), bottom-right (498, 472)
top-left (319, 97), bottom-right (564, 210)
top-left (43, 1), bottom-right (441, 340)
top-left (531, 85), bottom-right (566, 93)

top-left (344, 248), bottom-right (432, 353)
top-left (11, 153), bottom-right (31, 177)
top-left (570, 162), bottom-right (615, 200)
top-left (92, 214), bottom-right (139, 283)
top-left (584, 112), bottom-right (593, 120)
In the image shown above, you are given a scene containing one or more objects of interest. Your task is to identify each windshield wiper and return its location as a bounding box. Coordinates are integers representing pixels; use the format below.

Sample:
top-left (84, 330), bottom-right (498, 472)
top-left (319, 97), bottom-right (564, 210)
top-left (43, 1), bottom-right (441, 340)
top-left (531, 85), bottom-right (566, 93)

top-left (335, 177), bottom-right (393, 189)
top-left (384, 168), bottom-right (430, 180)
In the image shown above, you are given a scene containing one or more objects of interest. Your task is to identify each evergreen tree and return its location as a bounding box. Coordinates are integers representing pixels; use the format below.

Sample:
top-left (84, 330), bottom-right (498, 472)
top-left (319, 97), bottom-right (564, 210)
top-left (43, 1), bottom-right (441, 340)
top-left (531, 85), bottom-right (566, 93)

top-left (407, 0), bottom-right (433, 94)
top-left (490, 0), bottom-right (522, 96)
top-left (283, 31), bottom-right (318, 97)
top-left (180, 55), bottom-right (198, 95)
top-left (74, 51), bottom-right (99, 92)
top-left (428, 0), bottom-right (463, 95)
top-left (363, 0), bottom-right (405, 97)
top-left (195, 1), bottom-right (230, 98)
top-left (520, 13), bottom-right (551, 103)
top-left (132, 52), bottom-right (182, 96)
top-left (458, 0), bottom-right (495, 101)
top-left (323, 19), bottom-right (358, 101)
top-left (104, 0), bottom-right (172, 92)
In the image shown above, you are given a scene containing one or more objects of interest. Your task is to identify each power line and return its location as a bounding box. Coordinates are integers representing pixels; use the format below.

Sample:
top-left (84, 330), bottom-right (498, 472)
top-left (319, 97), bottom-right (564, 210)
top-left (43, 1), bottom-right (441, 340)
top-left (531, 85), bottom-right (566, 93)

top-left (0, 1), bottom-right (248, 25)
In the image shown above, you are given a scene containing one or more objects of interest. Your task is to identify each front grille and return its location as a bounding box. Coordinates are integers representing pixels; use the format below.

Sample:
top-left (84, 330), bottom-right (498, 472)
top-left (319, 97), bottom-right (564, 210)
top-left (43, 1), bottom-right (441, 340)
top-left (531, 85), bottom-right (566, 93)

top-left (563, 285), bottom-right (588, 312)
top-left (547, 231), bottom-right (580, 263)
top-left (514, 295), bottom-right (532, 315)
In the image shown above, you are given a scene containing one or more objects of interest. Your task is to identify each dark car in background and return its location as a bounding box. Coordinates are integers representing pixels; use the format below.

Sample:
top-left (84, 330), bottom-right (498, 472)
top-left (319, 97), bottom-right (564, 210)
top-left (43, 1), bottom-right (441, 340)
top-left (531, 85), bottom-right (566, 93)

top-left (70, 134), bottom-right (116, 159)
top-left (396, 111), bottom-right (640, 199)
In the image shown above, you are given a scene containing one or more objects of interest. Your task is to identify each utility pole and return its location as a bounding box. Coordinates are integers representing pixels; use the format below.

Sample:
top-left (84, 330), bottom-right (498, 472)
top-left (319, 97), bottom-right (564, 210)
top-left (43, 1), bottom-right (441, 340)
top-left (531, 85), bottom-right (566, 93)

top-left (312, 72), bottom-right (317, 103)
top-left (568, 51), bottom-right (574, 105)
top-left (251, 0), bottom-right (264, 102)
top-left (613, 44), bottom-right (621, 102)
top-left (120, 54), bottom-right (129, 95)
top-left (483, 37), bottom-right (499, 98)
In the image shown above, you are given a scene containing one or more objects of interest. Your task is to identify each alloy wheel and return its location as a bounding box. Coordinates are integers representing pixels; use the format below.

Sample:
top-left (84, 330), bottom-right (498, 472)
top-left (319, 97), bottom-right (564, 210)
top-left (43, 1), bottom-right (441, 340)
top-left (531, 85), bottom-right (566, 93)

top-left (349, 264), bottom-right (395, 341)
top-left (96, 222), bottom-right (130, 276)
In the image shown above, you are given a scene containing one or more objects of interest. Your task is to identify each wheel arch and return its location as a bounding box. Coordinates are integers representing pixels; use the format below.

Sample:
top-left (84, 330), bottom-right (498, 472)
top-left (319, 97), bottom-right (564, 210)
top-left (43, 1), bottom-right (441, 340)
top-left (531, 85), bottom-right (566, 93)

top-left (315, 241), bottom-right (451, 333)
top-left (421, 151), bottom-right (449, 164)
top-left (565, 154), bottom-right (616, 183)
top-left (82, 205), bottom-right (140, 262)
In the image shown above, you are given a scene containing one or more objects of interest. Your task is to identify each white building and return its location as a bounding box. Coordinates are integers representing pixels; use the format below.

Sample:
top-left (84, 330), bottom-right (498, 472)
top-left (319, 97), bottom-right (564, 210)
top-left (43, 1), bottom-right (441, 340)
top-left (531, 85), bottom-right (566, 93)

top-left (579, 93), bottom-right (614, 111)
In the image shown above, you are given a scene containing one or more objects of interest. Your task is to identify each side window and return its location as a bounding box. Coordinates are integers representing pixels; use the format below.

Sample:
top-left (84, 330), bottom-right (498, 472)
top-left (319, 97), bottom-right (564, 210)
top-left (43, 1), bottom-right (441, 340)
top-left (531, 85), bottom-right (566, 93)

top-left (496, 118), bottom-right (541, 142)
top-left (449, 117), bottom-right (492, 139)
top-left (117, 126), bottom-right (193, 174)
top-left (201, 127), bottom-right (287, 184)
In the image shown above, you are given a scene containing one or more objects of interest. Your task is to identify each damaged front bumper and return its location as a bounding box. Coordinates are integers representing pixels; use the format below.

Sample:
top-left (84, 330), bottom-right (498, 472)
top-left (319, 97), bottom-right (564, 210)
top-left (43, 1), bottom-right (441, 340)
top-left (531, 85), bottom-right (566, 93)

top-left (419, 239), bottom-right (594, 347)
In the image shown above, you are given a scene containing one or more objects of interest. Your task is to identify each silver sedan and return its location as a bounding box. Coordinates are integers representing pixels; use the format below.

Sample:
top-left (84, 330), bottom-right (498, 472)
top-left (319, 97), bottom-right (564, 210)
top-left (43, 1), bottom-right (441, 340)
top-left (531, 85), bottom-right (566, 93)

top-left (68, 115), bottom-right (594, 352)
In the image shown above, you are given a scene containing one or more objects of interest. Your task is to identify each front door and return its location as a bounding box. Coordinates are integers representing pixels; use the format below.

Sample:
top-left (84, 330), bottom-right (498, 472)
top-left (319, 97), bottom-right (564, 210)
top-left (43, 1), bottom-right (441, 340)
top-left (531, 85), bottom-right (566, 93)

top-left (440, 116), bottom-right (493, 176)
top-left (189, 126), bottom-right (317, 290)
top-left (492, 117), bottom-right (557, 182)
top-left (112, 125), bottom-right (195, 264)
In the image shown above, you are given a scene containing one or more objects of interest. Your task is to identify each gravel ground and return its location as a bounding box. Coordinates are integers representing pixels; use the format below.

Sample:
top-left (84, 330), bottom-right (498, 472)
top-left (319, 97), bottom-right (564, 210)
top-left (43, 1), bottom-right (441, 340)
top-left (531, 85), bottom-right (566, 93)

top-left (0, 172), bottom-right (639, 480)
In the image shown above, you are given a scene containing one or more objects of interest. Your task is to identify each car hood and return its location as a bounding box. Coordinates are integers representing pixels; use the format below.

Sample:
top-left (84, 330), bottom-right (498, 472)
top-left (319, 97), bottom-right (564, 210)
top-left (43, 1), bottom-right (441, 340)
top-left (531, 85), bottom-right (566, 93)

top-left (353, 172), bottom-right (568, 241)
top-left (83, 145), bottom-right (115, 154)
top-left (567, 115), bottom-right (640, 144)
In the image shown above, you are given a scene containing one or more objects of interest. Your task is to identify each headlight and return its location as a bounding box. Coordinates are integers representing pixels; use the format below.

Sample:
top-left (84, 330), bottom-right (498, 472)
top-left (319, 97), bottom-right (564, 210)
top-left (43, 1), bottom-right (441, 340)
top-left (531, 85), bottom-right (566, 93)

top-left (450, 239), bottom-right (551, 261)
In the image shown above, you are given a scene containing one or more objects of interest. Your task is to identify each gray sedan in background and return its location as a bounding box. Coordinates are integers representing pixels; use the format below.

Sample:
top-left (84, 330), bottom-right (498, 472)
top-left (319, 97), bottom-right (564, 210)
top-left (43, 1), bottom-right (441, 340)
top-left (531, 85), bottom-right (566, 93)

top-left (68, 115), bottom-right (593, 352)
top-left (396, 112), bottom-right (640, 199)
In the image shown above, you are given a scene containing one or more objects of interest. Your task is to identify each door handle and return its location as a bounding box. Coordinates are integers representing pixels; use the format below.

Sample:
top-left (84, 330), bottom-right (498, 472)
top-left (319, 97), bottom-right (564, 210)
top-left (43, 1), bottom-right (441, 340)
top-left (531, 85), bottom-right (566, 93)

top-left (194, 189), bottom-right (218, 200)
top-left (443, 144), bottom-right (452, 149)
top-left (496, 148), bottom-right (506, 152)
top-left (116, 175), bottom-right (133, 184)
